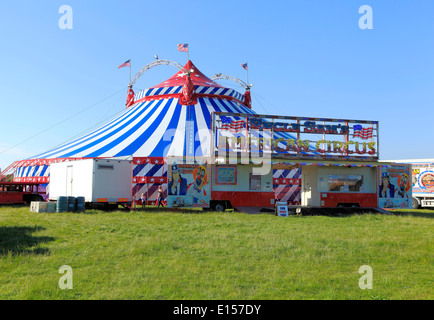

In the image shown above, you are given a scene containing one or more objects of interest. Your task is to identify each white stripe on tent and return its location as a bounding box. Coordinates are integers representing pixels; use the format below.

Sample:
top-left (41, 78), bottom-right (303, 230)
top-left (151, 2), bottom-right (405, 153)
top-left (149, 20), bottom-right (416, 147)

top-left (54, 101), bottom-right (157, 158)
top-left (166, 103), bottom-right (187, 157)
top-left (194, 102), bottom-right (211, 157)
top-left (34, 102), bottom-right (145, 159)
top-left (97, 99), bottom-right (172, 158)
top-left (132, 99), bottom-right (179, 157)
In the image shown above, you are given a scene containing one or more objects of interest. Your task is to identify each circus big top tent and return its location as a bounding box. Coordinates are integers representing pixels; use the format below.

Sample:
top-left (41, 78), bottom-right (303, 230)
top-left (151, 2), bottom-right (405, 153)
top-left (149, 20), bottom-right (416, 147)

top-left (5, 60), bottom-right (267, 203)
top-left (4, 59), bottom-right (400, 210)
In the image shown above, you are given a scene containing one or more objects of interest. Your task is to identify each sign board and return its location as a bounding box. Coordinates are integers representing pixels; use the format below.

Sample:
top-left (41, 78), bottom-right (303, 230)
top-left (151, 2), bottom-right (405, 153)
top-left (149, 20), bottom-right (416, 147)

top-left (378, 163), bottom-right (412, 208)
top-left (411, 163), bottom-right (434, 194)
top-left (166, 157), bottom-right (211, 208)
top-left (212, 112), bottom-right (379, 161)
top-left (215, 165), bottom-right (237, 185)
top-left (276, 201), bottom-right (289, 217)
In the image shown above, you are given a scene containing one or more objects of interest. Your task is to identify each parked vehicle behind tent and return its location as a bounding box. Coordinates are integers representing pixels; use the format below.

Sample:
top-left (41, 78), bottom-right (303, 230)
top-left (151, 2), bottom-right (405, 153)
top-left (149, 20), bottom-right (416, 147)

top-left (48, 158), bottom-right (133, 210)
top-left (385, 159), bottom-right (434, 208)
top-left (0, 182), bottom-right (44, 205)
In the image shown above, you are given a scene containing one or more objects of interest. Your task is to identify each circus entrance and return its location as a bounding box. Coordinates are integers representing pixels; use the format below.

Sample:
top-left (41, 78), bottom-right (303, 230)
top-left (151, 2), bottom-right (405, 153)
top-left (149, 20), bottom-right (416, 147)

top-left (272, 163), bottom-right (302, 206)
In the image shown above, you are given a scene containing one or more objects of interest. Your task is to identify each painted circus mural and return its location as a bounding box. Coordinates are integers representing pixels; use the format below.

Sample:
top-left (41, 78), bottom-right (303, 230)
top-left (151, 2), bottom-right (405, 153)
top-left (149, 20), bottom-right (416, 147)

top-left (378, 163), bottom-right (412, 208)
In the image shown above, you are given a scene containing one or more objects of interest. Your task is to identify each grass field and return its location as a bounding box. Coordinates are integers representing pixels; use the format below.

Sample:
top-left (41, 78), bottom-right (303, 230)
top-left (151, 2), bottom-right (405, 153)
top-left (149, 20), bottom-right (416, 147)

top-left (0, 205), bottom-right (432, 300)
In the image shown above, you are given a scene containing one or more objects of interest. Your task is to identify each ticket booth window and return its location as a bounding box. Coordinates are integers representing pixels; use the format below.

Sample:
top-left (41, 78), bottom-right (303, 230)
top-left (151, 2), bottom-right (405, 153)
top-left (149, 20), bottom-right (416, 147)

top-left (328, 175), bottom-right (364, 192)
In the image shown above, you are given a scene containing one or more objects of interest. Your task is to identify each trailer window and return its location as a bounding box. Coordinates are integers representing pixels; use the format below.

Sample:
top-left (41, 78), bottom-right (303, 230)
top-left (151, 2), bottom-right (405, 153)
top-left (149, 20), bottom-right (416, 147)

top-left (97, 164), bottom-right (114, 170)
top-left (249, 174), bottom-right (261, 190)
top-left (328, 175), bottom-right (364, 192)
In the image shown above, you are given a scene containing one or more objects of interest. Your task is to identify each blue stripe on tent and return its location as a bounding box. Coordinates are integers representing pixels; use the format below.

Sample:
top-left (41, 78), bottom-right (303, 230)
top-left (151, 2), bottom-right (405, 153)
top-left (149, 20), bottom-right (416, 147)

top-left (225, 99), bottom-right (255, 114)
top-left (209, 87), bottom-right (220, 95)
top-left (219, 88), bottom-right (229, 96)
top-left (198, 98), bottom-right (212, 129)
top-left (218, 99), bottom-right (239, 113)
top-left (31, 165), bottom-right (39, 177)
top-left (40, 165), bottom-right (48, 177)
top-left (191, 105), bottom-right (202, 157)
top-left (60, 100), bottom-right (163, 158)
top-left (32, 102), bottom-right (142, 158)
top-left (115, 100), bottom-right (178, 157)
top-left (92, 99), bottom-right (169, 158)
top-left (207, 98), bottom-right (223, 113)
top-left (36, 102), bottom-right (146, 159)
top-left (147, 101), bottom-right (183, 157)
top-left (153, 87), bottom-right (164, 96)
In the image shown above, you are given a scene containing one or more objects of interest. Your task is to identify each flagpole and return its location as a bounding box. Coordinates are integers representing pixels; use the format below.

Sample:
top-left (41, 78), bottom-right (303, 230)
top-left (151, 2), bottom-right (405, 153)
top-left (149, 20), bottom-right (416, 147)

top-left (246, 61), bottom-right (249, 85)
top-left (129, 60), bottom-right (132, 84)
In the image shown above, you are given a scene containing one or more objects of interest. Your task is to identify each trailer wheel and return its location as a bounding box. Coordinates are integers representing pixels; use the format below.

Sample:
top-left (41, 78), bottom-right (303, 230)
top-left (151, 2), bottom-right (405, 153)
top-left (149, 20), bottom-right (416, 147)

top-left (213, 202), bottom-right (226, 212)
top-left (412, 197), bottom-right (420, 209)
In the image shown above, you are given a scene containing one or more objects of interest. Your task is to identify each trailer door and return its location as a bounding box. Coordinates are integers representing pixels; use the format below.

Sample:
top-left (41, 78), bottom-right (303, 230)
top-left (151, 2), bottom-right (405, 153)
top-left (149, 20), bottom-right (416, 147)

top-left (66, 165), bottom-right (73, 196)
top-left (301, 165), bottom-right (320, 206)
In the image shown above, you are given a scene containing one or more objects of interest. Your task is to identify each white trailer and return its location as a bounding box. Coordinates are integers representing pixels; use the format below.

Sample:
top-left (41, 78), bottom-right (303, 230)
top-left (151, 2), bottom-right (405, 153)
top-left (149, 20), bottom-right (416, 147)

top-left (48, 158), bottom-right (133, 209)
top-left (384, 159), bottom-right (434, 208)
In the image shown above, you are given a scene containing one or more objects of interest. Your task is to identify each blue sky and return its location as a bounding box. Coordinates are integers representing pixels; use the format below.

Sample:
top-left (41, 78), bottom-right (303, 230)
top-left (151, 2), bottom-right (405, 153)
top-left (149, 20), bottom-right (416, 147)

top-left (0, 0), bottom-right (433, 170)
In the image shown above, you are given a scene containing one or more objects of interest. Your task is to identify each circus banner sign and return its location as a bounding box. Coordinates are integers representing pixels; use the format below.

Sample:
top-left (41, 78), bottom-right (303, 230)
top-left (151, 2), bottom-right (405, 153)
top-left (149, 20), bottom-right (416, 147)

top-left (212, 112), bottom-right (379, 161)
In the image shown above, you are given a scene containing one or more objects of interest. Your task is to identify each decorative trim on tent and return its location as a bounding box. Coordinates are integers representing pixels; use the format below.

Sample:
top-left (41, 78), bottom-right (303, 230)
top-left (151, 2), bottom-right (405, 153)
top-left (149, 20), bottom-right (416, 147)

top-left (134, 86), bottom-right (245, 104)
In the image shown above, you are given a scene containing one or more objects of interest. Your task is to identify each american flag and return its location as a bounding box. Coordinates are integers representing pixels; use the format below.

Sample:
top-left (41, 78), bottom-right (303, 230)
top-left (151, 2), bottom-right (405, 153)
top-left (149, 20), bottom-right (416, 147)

top-left (220, 116), bottom-right (246, 133)
top-left (353, 125), bottom-right (373, 139)
top-left (241, 63), bottom-right (248, 70)
top-left (177, 43), bottom-right (189, 52)
top-left (118, 59), bottom-right (131, 69)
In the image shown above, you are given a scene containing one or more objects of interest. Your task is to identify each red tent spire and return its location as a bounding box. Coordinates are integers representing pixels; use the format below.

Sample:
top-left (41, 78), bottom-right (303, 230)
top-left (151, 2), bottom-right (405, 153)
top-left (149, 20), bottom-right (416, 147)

top-left (153, 60), bottom-right (222, 88)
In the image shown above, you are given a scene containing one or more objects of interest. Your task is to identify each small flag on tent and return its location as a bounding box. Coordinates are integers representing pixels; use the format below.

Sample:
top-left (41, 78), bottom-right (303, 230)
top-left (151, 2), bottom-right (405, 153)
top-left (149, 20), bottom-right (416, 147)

top-left (241, 63), bottom-right (248, 70)
top-left (177, 43), bottom-right (189, 52)
top-left (353, 125), bottom-right (373, 139)
top-left (220, 116), bottom-right (246, 133)
top-left (118, 59), bottom-right (131, 69)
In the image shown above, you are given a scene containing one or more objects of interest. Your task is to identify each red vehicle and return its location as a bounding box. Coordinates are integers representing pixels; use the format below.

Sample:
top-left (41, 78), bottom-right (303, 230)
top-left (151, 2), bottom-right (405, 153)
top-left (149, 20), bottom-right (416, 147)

top-left (0, 182), bottom-right (45, 205)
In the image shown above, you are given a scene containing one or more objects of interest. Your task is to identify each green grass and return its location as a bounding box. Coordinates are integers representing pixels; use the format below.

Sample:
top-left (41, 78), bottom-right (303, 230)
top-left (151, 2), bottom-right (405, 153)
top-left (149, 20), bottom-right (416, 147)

top-left (0, 205), bottom-right (432, 300)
